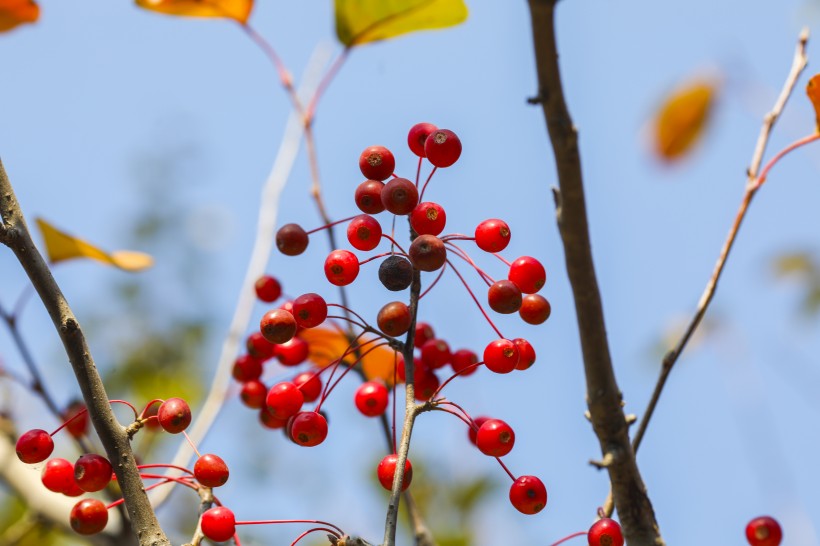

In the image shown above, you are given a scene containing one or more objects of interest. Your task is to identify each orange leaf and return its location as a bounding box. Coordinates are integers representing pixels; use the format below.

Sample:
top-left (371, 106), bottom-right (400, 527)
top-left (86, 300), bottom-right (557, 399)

top-left (298, 327), bottom-right (400, 385)
top-left (0, 0), bottom-right (38, 32)
top-left (36, 218), bottom-right (154, 272)
top-left (135, 0), bottom-right (253, 23)
top-left (652, 79), bottom-right (717, 161)
top-left (806, 74), bottom-right (820, 132)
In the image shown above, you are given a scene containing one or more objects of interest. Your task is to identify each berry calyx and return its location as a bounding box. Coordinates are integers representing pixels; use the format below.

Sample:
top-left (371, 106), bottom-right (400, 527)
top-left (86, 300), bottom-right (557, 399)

top-left (74, 453), bottom-right (113, 492)
top-left (483, 339), bottom-right (520, 374)
top-left (509, 475), bottom-right (547, 515)
top-left (293, 371), bottom-right (323, 403)
top-left (41, 458), bottom-right (76, 494)
top-left (475, 418), bottom-right (515, 457)
top-left (260, 309), bottom-right (297, 344)
top-left (424, 129), bottom-right (462, 168)
top-left (355, 179), bottom-right (386, 214)
top-left (519, 294), bottom-right (551, 325)
top-left (359, 145), bottom-right (395, 181)
top-left (157, 398), bottom-right (192, 434)
top-left (487, 280), bottom-right (523, 314)
top-left (410, 202), bottom-right (447, 236)
top-left (201, 506), bottom-right (236, 543)
top-left (354, 381), bottom-right (389, 417)
top-left (16, 428), bottom-right (54, 464)
top-left (289, 411), bottom-right (329, 447)
top-left (276, 223), bottom-right (309, 256)
top-left (70, 498), bottom-right (108, 535)
top-left (292, 292), bottom-right (328, 329)
top-left (475, 219), bottom-right (511, 252)
top-left (409, 235), bottom-right (446, 272)
top-left (588, 518), bottom-right (624, 546)
top-left (381, 178), bottom-right (419, 216)
top-left (746, 516), bottom-right (783, 546)
top-left (377, 301), bottom-right (412, 337)
top-left (254, 275), bottom-right (282, 302)
top-left (265, 382), bottom-right (304, 420)
top-left (347, 214), bottom-right (383, 251)
top-left (377, 454), bottom-right (413, 491)
top-left (508, 256), bottom-right (546, 294)
top-left (324, 250), bottom-right (360, 286)
top-left (194, 453), bottom-right (230, 488)
top-left (408, 122), bottom-right (437, 157)
top-left (378, 255), bottom-right (414, 291)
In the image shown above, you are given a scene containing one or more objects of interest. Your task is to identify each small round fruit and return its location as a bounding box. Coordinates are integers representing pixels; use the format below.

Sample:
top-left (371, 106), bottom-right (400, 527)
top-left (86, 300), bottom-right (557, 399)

top-left (588, 518), bottom-right (624, 546)
top-left (324, 250), bottom-right (360, 286)
top-left (468, 416), bottom-right (491, 446)
top-left (508, 256), bottom-right (546, 294)
top-left (475, 219), bottom-right (511, 252)
top-left (745, 516), bottom-right (783, 546)
top-left (347, 214), bottom-right (383, 251)
top-left (377, 301), bottom-right (412, 337)
top-left (381, 178), bottom-right (419, 216)
top-left (194, 454), bottom-right (230, 488)
top-left (276, 337), bottom-right (309, 366)
top-left (259, 408), bottom-right (288, 429)
top-left (232, 354), bottom-right (263, 382)
top-left (513, 338), bottom-right (536, 370)
top-left (41, 458), bottom-right (75, 494)
top-left (292, 293), bottom-right (328, 329)
top-left (420, 339), bottom-right (451, 369)
top-left (509, 475), bottom-right (547, 515)
top-left (413, 369), bottom-right (440, 401)
top-left (408, 122), bottom-right (437, 157)
top-left (70, 498), bottom-right (108, 535)
top-left (276, 223), bottom-right (309, 256)
top-left (254, 275), bottom-right (282, 302)
top-left (354, 381), bottom-right (389, 417)
top-left (424, 129), bottom-right (462, 168)
top-left (63, 401), bottom-right (89, 439)
top-left (74, 453), bottom-right (113, 492)
top-left (16, 429), bottom-right (54, 464)
top-left (157, 398), bottom-right (192, 434)
top-left (246, 331), bottom-right (276, 360)
top-left (378, 255), bottom-right (414, 291)
top-left (414, 322), bottom-right (434, 348)
top-left (451, 348), bottom-right (479, 376)
top-left (240, 380), bottom-right (267, 409)
top-left (410, 202), bottom-right (446, 236)
top-left (355, 179), bottom-right (386, 214)
top-left (519, 294), bottom-right (551, 325)
top-left (265, 382), bottom-right (304, 420)
top-left (260, 309), bottom-right (297, 344)
top-left (293, 371), bottom-right (323, 403)
top-left (377, 454), bottom-right (413, 491)
top-left (409, 235), bottom-right (446, 272)
top-left (359, 145), bottom-right (395, 181)
top-left (201, 506), bottom-right (236, 543)
top-left (487, 280), bottom-right (523, 314)
top-left (483, 339), bottom-right (519, 374)
top-left (289, 411), bottom-right (328, 447)
top-left (475, 418), bottom-right (515, 457)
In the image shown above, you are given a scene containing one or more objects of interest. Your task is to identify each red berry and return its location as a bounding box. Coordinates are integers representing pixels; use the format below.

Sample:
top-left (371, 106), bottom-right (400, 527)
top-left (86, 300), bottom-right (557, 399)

top-left (509, 475), bottom-right (547, 515)
top-left (379, 255), bottom-right (414, 291)
top-left (476, 418), bottom-right (515, 457)
top-left (232, 354), bottom-right (263, 382)
top-left (41, 458), bottom-right (76, 494)
top-left (201, 506), bottom-right (236, 543)
top-left (377, 301), bottom-right (412, 337)
top-left (355, 179), bottom-right (386, 214)
top-left (451, 348), bottom-right (479, 376)
top-left (468, 416), bottom-right (491, 445)
top-left (408, 122), bottom-right (437, 157)
top-left (475, 219), bottom-right (511, 252)
top-left (381, 178), bottom-right (419, 216)
top-left (519, 294), bottom-right (551, 325)
top-left (410, 202), bottom-right (447, 236)
top-left (746, 516), bottom-right (783, 546)
top-left (70, 498), bottom-right (108, 535)
top-left (240, 380), bottom-right (268, 409)
top-left (194, 454), bottom-right (230, 488)
top-left (293, 371), bottom-right (323, 403)
top-left (16, 429), bottom-right (54, 464)
top-left (377, 454), bottom-right (413, 491)
top-left (276, 337), bottom-right (310, 366)
top-left (508, 256), bottom-right (546, 294)
top-left (276, 223), bottom-right (309, 256)
top-left (260, 308), bottom-right (297, 344)
top-left (354, 381), bottom-right (389, 417)
top-left (359, 145), bottom-right (395, 181)
top-left (420, 339), bottom-right (451, 369)
top-left (513, 338), bottom-right (536, 370)
top-left (259, 407), bottom-right (288, 429)
top-left (74, 453), bottom-right (113, 492)
top-left (246, 331), bottom-right (277, 360)
top-left (487, 280), bottom-right (523, 314)
top-left (324, 250), bottom-right (360, 286)
top-left (347, 214), bottom-right (383, 251)
top-left (265, 382), bottom-right (304, 419)
top-left (289, 411), bottom-right (328, 447)
top-left (424, 129), bottom-right (462, 168)
top-left (483, 339), bottom-right (519, 374)
top-left (588, 518), bottom-right (624, 546)
top-left (413, 369), bottom-right (440, 401)
top-left (158, 397), bottom-right (192, 434)
top-left (409, 235), bottom-right (447, 272)
top-left (63, 401), bottom-right (89, 439)
top-left (254, 275), bottom-right (282, 302)
top-left (414, 322), bottom-right (434, 348)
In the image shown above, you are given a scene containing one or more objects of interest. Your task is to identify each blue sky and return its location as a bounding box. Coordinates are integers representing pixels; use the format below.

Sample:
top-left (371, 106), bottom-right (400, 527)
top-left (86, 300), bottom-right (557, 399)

top-left (2, 1), bottom-right (820, 545)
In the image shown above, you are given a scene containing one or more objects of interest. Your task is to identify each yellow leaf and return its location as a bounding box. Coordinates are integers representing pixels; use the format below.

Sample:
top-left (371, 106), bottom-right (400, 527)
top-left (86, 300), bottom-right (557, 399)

top-left (298, 327), bottom-right (400, 384)
top-left (806, 74), bottom-right (820, 132)
top-left (135, 0), bottom-right (253, 23)
top-left (652, 79), bottom-right (717, 161)
top-left (335, 0), bottom-right (468, 47)
top-left (35, 218), bottom-right (154, 272)
top-left (0, 0), bottom-right (38, 32)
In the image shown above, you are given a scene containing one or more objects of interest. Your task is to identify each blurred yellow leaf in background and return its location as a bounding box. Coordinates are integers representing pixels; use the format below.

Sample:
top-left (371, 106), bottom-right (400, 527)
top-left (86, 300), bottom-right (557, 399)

top-left (298, 327), bottom-right (399, 384)
top-left (652, 79), bottom-right (717, 161)
top-left (135, 0), bottom-right (253, 23)
top-left (806, 74), bottom-right (820, 132)
top-left (0, 0), bottom-right (38, 32)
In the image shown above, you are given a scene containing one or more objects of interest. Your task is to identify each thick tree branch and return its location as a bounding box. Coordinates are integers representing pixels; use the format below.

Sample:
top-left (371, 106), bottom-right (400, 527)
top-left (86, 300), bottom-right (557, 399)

top-left (0, 159), bottom-right (169, 546)
top-left (526, 2), bottom-right (663, 544)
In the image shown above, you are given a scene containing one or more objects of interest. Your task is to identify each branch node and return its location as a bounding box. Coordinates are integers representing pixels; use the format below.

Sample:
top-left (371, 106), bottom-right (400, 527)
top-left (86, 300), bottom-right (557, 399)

top-left (590, 452), bottom-right (615, 470)
top-left (625, 414), bottom-right (637, 426)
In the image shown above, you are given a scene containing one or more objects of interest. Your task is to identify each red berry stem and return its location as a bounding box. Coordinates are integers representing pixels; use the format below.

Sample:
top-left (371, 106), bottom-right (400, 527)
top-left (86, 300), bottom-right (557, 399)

top-left (440, 234), bottom-right (475, 242)
top-left (182, 431), bottom-right (202, 458)
top-left (234, 519), bottom-right (345, 537)
top-left (327, 303), bottom-right (370, 328)
top-left (238, 23), bottom-right (302, 112)
top-left (318, 342), bottom-right (390, 409)
top-left (414, 156), bottom-right (423, 187)
top-left (106, 476), bottom-right (195, 509)
top-left (430, 361), bottom-right (483, 398)
top-left (445, 259), bottom-right (505, 338)
top-left (756, 132), bottom-right (820, 188)
top-left (315, 333), bottom-right (372, 407)
top-left (444, 242), bottom-right (495, 286)
top-left (50, 399), bottom-right (138, 436)
top-left (137, 463), bottom-right (195, 476)
top-left (139, 399), bottom-right (164, 419)
top-left (304, 215), bottom-right (359, 235)
top-left (418, 262), bottom-right (448, 299)
top-left (418, 166), bottom-right (438, 201)
top-left (289, 527), bottom-right (343, 545)
top-left (379, 235), bottom-right (409, 255)
top-left (433, 405), bottom-right (474, 428)
top-left (326, 314), bottom-right (369, 331)
top-left (549, 531), bottom-right (588, 546)
top-left (359, 251), bottom-right (410, 267)
top-left (492, 252), bottom-right (513, 267)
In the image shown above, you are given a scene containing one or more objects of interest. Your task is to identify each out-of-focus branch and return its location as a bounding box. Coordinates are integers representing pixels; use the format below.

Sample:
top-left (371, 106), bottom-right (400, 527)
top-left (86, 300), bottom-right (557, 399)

top-left (526, 1), bottom-right (663, 544)
top-left (0, 159), bottom-right (165, 545)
